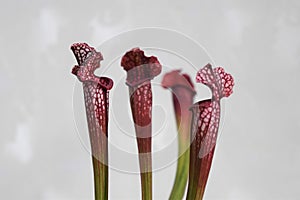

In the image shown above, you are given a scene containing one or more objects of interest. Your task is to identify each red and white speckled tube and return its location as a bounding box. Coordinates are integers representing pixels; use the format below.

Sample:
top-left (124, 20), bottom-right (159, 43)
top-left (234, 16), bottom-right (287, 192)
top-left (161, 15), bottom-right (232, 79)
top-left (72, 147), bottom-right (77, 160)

top-left (71, 43), bottom-right (113, 200)
top-left (121, 48), bottom-right (162, 200)
top-left (187, 64), bottom-right (234, 200)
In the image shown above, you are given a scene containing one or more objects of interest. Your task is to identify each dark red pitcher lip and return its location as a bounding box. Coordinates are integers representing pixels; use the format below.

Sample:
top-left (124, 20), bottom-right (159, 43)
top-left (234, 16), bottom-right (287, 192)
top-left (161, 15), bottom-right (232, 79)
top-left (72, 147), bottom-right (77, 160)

top-left (121, 48), bottom-right (162, 87)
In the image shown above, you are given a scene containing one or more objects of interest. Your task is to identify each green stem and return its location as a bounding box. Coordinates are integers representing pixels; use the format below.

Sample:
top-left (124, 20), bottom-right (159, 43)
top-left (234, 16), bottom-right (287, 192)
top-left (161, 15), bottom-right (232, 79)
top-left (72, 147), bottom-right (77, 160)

top-left (137, 138), bottom-right (152, 200)
top-left (169, 98), bottom-right (193, 200)
top-left (91, 130), bottom-right (108, 200)
top-left (140, 171), bottom-right (152, 200)
top-left (169, 136), bottom-right (190, 200)
top-left (92, 156), bottom-right (108, 200)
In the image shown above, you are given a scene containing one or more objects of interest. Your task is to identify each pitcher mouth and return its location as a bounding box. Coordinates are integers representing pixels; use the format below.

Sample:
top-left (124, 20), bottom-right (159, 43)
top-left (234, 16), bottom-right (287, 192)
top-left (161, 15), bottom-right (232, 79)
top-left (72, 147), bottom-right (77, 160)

top-left (121, 48), bottom-right (162, 87)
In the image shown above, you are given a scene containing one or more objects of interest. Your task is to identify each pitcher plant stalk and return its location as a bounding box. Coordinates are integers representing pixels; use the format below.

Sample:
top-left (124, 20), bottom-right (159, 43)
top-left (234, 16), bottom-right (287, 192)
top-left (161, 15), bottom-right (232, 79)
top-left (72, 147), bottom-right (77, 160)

top-left (71, 43), bottom-right (113, 200)
top-left (161, 70), bottom-right (196, 199)
top-left (186, 64), bottom-right (234, 200)
top-left (121, 48), bottom-right (162, 200)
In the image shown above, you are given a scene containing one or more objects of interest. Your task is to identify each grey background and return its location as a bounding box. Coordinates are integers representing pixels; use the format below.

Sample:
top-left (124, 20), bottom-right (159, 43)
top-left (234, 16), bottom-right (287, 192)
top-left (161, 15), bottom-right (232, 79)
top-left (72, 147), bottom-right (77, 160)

top-left (1, 0), bottom-right (300, 199)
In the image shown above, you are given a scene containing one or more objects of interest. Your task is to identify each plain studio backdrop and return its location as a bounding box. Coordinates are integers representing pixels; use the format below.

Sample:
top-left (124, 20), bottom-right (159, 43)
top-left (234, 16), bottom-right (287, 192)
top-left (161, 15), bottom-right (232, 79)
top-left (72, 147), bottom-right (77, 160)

top-left (1, 0), bottom-right (300, 199)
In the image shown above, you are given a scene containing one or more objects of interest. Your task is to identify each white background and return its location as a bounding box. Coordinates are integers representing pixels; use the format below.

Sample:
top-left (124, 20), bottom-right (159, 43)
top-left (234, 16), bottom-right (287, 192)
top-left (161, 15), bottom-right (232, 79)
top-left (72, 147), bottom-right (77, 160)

top-left (1, 0), bottom-right (300, 199)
